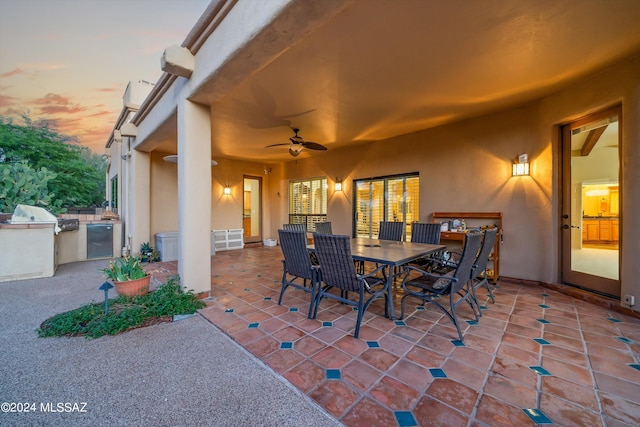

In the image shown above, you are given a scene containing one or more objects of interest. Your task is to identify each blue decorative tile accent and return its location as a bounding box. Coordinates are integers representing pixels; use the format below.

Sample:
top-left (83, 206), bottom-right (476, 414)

top-left (539, 304), bottom-right (550, 308)
top-left (263, 297), bottom-right (272, 301)
top-left (289, 307), bottom-right (299, 312)
top-left (415, 306), bottom-right (426, 311)
top-left (322, 321), bottom-right (333, 327)
top-left (394, 320), bottom-right (407, 326)
top-left (256, 274), bottom-right (262, 277)
top-left (451, 340), bottom-right (465, 347)
top-left (394, 411), bottom-right (417, 427)
top-left (248, 322), bottom-right (259, 328)
top-left (366, 341), bottom-right (380, 348)
top-left (607, 317), bottom-right (622, 323)
top-left (522, 408), bottom-right (553, 424)
top-left (629, 364), bottom-right (640, 371)
top-left (537, 318), bottom-right (551, 324)
top-left (244, 288), bottom-right (250, 291)
top-left (534, 338), bottom-right (551, 345)
top-left (479, 305), bottom-right (488, 311)
top-left (224, 308), bottom-right (234, 313)
top-left (542, 293), bottom-right (549, 297)
top-left (466, 320), bottom-right (479, 326)
top-left (530, 366), bottom-right (552, 376)
top-left (280, 342), bottom-right (293, 349)
top-left (616, 336), bottom-right (632, 344)
top-left (429, 368), bottom-right (447, 378)
top-left (326, 369), bottom-right (341, 380)
top-left (352, 307), bottom-right (359, 311)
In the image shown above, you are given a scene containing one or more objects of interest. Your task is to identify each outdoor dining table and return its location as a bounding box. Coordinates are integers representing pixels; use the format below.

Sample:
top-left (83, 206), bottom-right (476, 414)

top-left (309, 237), bottom-right (446, 320)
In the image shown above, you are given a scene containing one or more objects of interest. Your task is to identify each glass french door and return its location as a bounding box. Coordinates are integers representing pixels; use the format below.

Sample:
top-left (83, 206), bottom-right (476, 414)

top-left (243, 176), bottom-right (262, 244)
top-left (353, 174), bottom-right (419, 239)
top-left (561, 106), bottom-right (621, 297)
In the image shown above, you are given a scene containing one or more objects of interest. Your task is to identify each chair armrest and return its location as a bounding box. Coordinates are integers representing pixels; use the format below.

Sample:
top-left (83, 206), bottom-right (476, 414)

top-left (359, 263), bottom-right (387, 280)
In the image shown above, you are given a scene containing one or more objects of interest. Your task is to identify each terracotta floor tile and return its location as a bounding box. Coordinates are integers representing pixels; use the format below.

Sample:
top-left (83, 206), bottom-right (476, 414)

top-left (416, 333), bottom-right (456, 356)
top-left (541, 376), bottom-right (599, 412)
top-left (341, 397), bottom-right (396, 427)
top-left (540, 392), bottom-right (604, 427)
top-left (294, 335), bottom-right (327, 357)
top-left (491, 356), bottom-right (538, 389)
top-left (283, 359), bottom-right (326, 393)
top-left (600, 391), bottom-right (640, 426)
top-left (150, 248), bottom-right (640, 426)
top-left (387, 358), bottom-right (433, 392)
top-left (368, 375), bottom-right (421, 410)
top-left (359, 348), bottom-right (399, 372)
top-left (378, 333), bottom-right (414, 357)
top-left (483, 374), bottom-right (537, 409)
top-left (451, 346), bottom-right (494, 371)
top-left (414, 396), bottom-right (469, 427)
top-left (590, 354), bottom-right (640, 381)
top-left (342, 359), bottom-right (384, 391)
top-left (272, 325), bottom-right (306, 342)
top-left (475, 394), bottom-right (535, 427)
top-left (594, 371), bottom-right (640, 403)
top-left (309, 380), bottom-right (361, 418)
top-left (541, 356), bottom-right (592, 387)
top-left (541, 344), bottom-right (588, 368)
top-left (311, 346), bottom-right (353, 369)
top-left (426, 378), bottom-right (479, 414)
top-left (334, 335), bottom-right (369, 357)
top-left (262, 349), bottom-right (305, 374)
top-left (442, 358), bottom-right (487, 391)
top-left (245, 335), bottom-right (280, 358)
top-left (496, 343), bottom-right (539, 366)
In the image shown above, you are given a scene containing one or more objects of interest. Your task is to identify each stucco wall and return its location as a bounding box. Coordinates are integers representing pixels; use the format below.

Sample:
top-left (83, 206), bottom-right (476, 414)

top-left (265, 55), bottom-right (639, 304)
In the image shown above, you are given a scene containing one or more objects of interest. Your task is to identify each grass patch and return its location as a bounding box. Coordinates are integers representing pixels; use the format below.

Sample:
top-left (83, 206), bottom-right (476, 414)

top-left (38, 277), bottom-right (205, 339)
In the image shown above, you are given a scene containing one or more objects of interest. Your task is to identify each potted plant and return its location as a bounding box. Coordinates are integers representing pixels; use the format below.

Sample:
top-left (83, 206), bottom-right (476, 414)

top-left (102, 256), bottom-right (150, 297)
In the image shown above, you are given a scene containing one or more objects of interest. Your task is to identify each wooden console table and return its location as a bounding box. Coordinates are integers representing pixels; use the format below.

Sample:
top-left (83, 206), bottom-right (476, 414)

top-left (432, 212), bottom-right (502, 283)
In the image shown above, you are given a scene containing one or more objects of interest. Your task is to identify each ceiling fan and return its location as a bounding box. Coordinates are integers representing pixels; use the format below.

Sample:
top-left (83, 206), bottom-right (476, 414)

top-left (265, 128), bottom-right (328, 157)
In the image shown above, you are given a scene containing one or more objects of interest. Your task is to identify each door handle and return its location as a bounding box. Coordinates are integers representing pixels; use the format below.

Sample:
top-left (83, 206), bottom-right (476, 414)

top-left (562, 224), bottom-right (580, 229)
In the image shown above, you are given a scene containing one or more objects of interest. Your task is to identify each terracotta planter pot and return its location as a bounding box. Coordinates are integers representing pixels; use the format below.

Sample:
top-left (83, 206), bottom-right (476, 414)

top-left (113, 275), bottom-right (151, 297)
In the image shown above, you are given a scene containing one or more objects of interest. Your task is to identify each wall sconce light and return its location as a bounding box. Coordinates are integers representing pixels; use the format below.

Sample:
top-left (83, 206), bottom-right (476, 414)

top-left (335, 178), bottom-right (343, 192)
top-left (512, 153), bottom-right (530, 176)
top-left (223, 185), bottom-right (231, 195)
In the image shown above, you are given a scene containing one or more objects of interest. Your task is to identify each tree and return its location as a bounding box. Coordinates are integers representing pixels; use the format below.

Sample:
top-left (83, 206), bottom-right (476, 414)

top-left (0, 114), bottom-right (106, 210)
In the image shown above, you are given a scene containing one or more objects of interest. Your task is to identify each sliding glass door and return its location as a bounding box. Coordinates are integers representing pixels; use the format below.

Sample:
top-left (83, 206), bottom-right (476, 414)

top-left (353, 173), bottom-right (419, 239)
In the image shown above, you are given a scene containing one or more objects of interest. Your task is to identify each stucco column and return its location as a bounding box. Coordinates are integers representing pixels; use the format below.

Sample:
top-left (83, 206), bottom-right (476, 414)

top-left (129, 149), bottom-right (151, 254)
top-left (177, 99), bottom-right (212, 295)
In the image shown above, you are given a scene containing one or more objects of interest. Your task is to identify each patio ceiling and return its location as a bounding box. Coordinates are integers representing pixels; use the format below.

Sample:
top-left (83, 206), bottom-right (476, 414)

top-left (157, 0), bottom-right (640, 162)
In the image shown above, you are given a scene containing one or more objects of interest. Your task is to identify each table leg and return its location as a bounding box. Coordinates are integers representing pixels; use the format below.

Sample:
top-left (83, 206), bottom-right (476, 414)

top-left (386, 264), bottom-right (396, 320)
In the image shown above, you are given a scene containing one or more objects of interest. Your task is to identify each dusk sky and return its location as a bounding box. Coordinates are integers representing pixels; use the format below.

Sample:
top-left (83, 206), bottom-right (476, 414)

top-left (0, 0), bottom-right (210, 153)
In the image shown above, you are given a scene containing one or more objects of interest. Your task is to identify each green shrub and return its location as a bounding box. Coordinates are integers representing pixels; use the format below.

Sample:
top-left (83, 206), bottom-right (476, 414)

top-left (38, 277), bottom-right (205, 339)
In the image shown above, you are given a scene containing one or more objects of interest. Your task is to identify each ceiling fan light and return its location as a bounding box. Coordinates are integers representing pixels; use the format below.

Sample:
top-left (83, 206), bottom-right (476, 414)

top-left (290, 143), bottom-right (303, 154)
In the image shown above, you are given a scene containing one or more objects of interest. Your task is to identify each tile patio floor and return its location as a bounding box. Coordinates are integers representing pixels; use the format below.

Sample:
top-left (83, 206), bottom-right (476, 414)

top-left (148, 245), bottom-right (640, 426)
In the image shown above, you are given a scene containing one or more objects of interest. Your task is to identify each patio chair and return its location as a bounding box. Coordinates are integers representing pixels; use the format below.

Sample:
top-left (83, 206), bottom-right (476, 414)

top-left (378, 221), bottom-right (404, 241)
top-left (409, 222), bottom-right (443, 268)
top-left (311, 233), bottom-right (388, 338)
top-left (469, 227), bottom-right (498, 313)
top-left (283, 223), bottom-right (307, 232)
top-left (277, 229), bottom-right (319, 318)
top-left (314, 221), bottom-right (333, 235)
top-left (400, 232), bottom-right (482, 342)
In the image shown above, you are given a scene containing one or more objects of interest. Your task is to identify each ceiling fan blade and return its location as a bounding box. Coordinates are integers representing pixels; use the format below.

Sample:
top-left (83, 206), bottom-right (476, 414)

top-left (302, 141), bottom-right (328, 151)
top-left (264, 142), bottom-right (291, 148)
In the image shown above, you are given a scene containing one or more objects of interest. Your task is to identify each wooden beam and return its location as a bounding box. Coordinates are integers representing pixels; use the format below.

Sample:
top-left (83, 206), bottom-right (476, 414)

top-left (581, 126), bottom-right (607, 156)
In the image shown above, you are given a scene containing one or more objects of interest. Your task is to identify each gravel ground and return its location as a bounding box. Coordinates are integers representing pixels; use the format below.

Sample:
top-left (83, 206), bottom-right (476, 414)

top-left (0, 260), bottom-right (341, 427)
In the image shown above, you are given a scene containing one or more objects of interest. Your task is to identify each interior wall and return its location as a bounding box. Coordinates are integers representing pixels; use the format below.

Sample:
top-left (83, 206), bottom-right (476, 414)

top-left (273, 54), bottom-right (639, 300)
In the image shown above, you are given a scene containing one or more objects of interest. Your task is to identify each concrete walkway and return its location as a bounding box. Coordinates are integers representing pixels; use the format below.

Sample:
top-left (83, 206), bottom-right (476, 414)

top-left (0, 260), bottom-right (341, 427)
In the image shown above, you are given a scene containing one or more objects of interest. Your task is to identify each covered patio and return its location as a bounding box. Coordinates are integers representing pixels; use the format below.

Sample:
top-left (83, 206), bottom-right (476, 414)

top-left (147, 246), bottom-right (640, 426)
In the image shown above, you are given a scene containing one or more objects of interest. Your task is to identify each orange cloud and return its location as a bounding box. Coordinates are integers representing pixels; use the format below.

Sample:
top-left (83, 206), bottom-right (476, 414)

top-left (1, 68), bottom-right (24, 78)
top-left (0, 95), bottom-right (17, 107)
